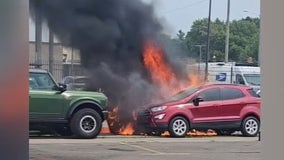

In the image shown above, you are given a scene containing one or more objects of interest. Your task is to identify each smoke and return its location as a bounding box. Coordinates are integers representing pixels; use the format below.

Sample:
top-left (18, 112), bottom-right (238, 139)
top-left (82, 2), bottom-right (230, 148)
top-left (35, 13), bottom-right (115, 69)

top-left (30, 0), bottom-right (193, 133)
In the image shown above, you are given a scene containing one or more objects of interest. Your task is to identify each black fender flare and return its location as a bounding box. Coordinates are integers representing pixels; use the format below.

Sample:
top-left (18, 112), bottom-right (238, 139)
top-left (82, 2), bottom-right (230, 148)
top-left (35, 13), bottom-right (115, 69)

top-left (66, 100), bottom-right (104, 119)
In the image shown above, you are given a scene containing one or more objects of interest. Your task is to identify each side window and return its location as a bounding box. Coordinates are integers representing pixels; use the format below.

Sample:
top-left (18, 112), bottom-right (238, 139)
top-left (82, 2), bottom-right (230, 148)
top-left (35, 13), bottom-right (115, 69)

top-left (247, 89), bottom-right (260, 98)
top-left (236, 74), bottom-right (245, 85)
top-left (198, 88), bottom-right (221, 102)
top-left (221, 88), bottom-right (245, 100)
top-left (29, 73), bottom-right (56, 90)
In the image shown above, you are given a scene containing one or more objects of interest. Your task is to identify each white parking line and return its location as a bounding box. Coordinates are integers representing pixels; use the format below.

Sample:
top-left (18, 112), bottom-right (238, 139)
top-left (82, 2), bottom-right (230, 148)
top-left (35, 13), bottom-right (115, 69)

top-left (120, 142), bottom-right (164, 155)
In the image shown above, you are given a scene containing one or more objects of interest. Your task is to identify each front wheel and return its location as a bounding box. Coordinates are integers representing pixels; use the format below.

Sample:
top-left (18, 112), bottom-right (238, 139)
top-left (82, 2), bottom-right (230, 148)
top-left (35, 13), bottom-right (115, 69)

top-left (241, 116), bottom-right (260, 137)
top-left (70, 108), bottom-right (102, 139)
top-left (168, 116), bottom-right (189, 138)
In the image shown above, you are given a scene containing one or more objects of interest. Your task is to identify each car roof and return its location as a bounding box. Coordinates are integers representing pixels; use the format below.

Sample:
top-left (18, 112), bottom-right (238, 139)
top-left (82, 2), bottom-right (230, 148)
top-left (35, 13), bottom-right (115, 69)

top-left (200, 83), bottom-right (252, 89)
top-left (29, 68), bottom-right (49, 73)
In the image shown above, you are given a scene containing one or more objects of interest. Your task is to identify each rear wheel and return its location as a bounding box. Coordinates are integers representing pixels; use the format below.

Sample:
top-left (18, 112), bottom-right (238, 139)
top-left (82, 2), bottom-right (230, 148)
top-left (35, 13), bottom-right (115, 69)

top-left (70, 108), bottom-right (102, 139)
top-left (168, 116), bottom-right (189, 138)
top-left (241, 116), bottom-right (260, 137)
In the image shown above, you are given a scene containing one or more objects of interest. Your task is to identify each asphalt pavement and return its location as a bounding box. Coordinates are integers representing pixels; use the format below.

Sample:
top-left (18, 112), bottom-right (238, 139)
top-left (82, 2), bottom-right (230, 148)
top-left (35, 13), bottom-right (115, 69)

top-left (29, 135), bottom-right (261, 160)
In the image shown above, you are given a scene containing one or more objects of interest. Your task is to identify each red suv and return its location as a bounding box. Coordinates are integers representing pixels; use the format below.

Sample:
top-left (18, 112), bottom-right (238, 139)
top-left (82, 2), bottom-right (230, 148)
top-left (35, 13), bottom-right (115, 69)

top-left (136, 84), bottom-right (261, 137)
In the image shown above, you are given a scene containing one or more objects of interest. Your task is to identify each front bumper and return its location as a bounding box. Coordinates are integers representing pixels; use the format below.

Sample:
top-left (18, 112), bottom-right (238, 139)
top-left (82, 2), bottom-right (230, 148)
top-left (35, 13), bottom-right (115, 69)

top-left (102, 110), bottom-right (109, 120)
top-left (136, 109), bottom-right (168, 133)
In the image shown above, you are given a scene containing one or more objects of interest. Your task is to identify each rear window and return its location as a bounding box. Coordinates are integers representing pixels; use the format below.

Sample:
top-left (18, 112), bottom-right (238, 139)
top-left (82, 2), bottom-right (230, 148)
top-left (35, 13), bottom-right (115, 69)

top-left (247, 89), bottom-right (260, 97)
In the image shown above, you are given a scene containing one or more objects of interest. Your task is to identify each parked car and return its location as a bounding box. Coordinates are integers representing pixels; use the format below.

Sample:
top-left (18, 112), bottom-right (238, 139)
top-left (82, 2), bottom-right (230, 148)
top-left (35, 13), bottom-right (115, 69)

top-left (136, 84), bottom-right (261, 137)
top-left (61, 76), bottom-right (90, 91)
top-left (29, 69), bottom-right (108, 139)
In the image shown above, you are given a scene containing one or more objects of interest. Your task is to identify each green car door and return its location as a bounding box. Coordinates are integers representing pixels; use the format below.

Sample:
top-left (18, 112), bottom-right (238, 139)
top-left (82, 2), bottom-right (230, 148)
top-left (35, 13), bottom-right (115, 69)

top-left (29, 72), bottom-right (64, 120)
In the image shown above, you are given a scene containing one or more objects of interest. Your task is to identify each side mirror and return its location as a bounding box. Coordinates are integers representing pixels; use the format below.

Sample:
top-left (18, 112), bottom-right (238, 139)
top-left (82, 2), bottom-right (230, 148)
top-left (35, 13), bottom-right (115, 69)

top-left (192, 97), bottom-right (204, 106)
top-left (57, 83), bottom-right (67, 92)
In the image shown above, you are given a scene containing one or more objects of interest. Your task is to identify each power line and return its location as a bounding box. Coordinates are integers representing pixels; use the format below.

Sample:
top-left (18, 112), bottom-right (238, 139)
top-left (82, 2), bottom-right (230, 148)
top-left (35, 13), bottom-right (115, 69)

top-left (162, 0), bottom-right (209, 14)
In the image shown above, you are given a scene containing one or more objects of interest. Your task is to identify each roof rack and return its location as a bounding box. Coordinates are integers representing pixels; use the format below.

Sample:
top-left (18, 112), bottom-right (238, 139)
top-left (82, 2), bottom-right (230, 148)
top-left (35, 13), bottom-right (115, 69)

top-left (235, 63), bottom-right (259, 67)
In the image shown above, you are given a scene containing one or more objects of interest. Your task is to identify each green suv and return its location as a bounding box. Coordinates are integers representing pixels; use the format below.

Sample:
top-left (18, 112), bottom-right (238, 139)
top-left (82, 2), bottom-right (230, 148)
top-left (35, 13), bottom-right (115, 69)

top-left (29, 68), bottom-right (108, 139)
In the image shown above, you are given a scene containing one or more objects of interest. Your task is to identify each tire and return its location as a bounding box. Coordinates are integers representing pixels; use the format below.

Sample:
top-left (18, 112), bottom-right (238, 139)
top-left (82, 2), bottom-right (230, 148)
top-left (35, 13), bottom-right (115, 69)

top-left (168, 116), bottom-right (189, 138)
top-left (70, 108), bottom-right (102, 139)
top-left (241, 116), bottom-right (260, 137)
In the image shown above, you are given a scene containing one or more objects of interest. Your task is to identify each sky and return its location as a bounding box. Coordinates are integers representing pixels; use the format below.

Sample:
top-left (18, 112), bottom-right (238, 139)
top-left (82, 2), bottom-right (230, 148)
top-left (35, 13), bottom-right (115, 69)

top-left (144, 0), bottom-right (260, 36)
top-left (29, 0), bottom-right (260, 41)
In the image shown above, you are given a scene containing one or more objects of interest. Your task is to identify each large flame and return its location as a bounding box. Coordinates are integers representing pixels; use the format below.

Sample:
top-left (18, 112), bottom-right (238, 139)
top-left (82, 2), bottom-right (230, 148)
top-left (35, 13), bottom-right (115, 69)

top-left (143, 41), bottom-right (202, 97)
top-left (143, 41), bottom-right (177, 87)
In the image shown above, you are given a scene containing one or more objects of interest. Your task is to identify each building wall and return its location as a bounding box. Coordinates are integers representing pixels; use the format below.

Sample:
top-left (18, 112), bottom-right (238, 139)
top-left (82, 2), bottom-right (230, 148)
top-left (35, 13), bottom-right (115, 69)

top-left (29, 42), bottom-right (82, 81)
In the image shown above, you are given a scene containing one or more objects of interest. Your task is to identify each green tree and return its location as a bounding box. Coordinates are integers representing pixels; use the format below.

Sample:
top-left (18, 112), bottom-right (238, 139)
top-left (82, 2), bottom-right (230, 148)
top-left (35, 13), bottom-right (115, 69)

top-left (180, 17), bottom-right (260, 63)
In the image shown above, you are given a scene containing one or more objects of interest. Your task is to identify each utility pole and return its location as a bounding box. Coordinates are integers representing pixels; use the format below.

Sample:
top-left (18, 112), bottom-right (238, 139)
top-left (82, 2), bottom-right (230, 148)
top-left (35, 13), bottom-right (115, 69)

top-left (225, 0), bottom-right (230, 63)
top-left (205, 0), bottom-right (212, 81)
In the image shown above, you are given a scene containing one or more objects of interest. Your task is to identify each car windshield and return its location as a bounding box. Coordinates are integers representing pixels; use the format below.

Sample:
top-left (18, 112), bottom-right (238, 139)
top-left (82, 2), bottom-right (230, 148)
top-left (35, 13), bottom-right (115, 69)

top-left (167, 87), bottom-right (200, 101)
top-left (243, 74), bottom-right (260, 86)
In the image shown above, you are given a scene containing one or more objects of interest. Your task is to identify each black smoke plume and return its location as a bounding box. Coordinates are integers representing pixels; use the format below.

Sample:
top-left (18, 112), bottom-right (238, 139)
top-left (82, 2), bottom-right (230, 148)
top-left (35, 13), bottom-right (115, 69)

top-left (30, 0), bottom-right (192, 134)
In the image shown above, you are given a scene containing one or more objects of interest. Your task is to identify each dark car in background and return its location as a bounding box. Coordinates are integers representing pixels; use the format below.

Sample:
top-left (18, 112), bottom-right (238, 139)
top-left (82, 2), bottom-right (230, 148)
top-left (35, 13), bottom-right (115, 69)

top-left (62, 76), bottom-right (90, 91)
top-left (136, 84), bottom-right (261, 138)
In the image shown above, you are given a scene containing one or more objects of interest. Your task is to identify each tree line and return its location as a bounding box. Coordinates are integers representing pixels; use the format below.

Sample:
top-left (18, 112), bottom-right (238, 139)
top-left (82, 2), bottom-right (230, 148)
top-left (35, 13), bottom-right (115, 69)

top-left (161, 17), bottom-right (260, 64)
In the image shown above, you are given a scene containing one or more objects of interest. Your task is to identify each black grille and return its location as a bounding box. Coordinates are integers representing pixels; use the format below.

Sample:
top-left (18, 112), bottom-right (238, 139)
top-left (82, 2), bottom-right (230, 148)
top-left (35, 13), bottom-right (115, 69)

top-left (136, 109), bottom-right (151, 124)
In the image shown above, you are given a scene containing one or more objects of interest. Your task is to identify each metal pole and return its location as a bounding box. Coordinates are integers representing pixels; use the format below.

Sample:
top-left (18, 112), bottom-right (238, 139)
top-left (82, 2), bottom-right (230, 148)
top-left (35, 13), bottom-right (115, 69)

top-left (35, 1), bottom-right (42, 66)
top-left (71, 47), bottom-right (74, 77)
top-left (225, 0), bottom-right (230, 63)
top-left (49, 30), bottom-right (54, 74)
top-left (199, 46), bottom-right (202, 71)
top-left (205, 0), bottom-right (212, 81)
top-left (258, 15), bottom-right (261, 66)
top-left (194, 45), bottom-right (205, 72)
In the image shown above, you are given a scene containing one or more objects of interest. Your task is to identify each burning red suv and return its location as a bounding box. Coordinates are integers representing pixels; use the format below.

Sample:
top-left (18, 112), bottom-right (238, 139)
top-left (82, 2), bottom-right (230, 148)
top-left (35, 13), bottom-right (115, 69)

top-left (136, 84), bottom-right (261, 137)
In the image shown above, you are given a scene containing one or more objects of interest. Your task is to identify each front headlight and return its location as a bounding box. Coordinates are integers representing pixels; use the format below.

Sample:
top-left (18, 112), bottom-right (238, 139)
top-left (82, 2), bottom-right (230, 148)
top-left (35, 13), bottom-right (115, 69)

top-left (150, 106), bottom-right (167, 112)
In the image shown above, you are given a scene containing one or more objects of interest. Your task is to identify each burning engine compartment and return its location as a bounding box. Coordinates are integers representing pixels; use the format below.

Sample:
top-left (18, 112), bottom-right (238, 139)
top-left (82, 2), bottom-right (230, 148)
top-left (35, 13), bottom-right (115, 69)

top-left (30, 0), bottom-right (217, 137)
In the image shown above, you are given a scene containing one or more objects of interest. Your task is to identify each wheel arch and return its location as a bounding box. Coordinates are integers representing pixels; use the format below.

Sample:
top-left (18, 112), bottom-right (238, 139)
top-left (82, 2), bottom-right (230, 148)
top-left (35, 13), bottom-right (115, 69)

top-left (242, 112), bottom-right (260, 122)
top-left (66, 100), bottom-right (104, 120)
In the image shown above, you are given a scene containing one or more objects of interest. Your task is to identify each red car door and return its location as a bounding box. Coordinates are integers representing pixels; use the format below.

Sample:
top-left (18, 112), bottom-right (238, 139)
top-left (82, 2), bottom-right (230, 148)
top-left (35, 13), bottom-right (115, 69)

top-left (219, 87), bottom-right (247, 121)
top-left (189, 87), bottom-right (222, 123)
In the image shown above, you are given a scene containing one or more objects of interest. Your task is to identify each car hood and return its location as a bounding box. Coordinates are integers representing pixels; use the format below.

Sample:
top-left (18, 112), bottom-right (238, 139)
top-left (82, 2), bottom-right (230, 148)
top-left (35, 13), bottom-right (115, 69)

top-left (138, 99), bottom-right (183, 111)
top-left (62, 90), bottom-right (107, 99)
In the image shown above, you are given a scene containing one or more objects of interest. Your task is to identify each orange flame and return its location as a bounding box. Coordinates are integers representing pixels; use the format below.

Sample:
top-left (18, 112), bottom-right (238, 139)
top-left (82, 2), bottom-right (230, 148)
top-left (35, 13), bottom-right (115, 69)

top-left (143, 41), bottom-right (203, 98)
top-left (107, 106), bottom-right (136, 135)
top-left (160, 130), bottom-right (217, 137)
top-left (143, 41), bottom-right (177, 87)
top-left (119, 123), bottom-right (135, 135)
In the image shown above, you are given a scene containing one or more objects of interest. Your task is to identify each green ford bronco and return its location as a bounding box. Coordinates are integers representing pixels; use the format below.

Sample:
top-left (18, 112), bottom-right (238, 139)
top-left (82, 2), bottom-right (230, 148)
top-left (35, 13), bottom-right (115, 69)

top-left (29, 68), bottom-right (108, 139)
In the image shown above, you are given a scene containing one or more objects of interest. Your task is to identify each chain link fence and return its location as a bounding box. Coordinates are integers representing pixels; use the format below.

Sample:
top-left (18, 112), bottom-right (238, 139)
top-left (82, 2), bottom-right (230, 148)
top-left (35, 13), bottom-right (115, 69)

top-left (29, 59), bottom-right (87, 83)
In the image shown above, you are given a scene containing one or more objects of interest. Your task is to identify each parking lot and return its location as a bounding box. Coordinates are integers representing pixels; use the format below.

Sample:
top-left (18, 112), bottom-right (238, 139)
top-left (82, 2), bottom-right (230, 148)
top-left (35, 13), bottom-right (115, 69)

top-left (30, 135), bottom-right (260, 160)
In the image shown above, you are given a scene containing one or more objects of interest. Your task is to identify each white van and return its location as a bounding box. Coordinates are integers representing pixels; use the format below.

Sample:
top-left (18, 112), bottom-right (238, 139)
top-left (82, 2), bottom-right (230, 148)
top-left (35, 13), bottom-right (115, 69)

top-left (188, 62), bottom-right (261, 94)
